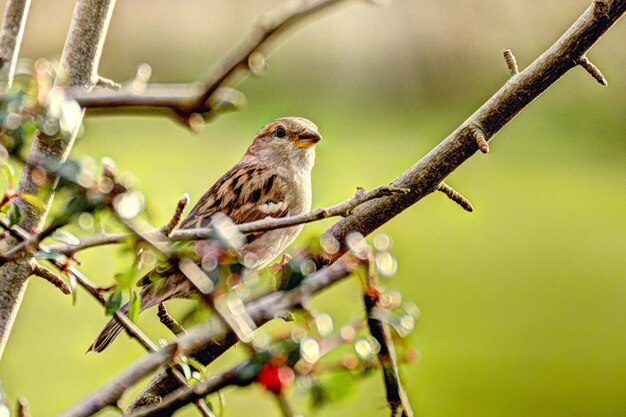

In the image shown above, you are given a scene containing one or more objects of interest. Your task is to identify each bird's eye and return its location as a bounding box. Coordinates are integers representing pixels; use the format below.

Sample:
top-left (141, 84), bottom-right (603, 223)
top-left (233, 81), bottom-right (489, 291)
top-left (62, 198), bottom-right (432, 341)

top-left (276, 127), bottom-right (286, 138)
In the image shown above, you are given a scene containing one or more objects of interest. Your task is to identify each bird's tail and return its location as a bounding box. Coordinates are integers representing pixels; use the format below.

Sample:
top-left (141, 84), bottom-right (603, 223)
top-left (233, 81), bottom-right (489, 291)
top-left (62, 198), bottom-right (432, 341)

top-left (86, 303), bottom-right (130, 354)
top-left (86, 275), bottom-right (192, 354)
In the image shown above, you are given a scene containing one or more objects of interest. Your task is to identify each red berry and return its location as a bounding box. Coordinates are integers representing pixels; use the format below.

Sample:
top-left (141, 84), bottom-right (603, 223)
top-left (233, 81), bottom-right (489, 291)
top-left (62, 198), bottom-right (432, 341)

top-left (257, 364), bottom-right (294, 395)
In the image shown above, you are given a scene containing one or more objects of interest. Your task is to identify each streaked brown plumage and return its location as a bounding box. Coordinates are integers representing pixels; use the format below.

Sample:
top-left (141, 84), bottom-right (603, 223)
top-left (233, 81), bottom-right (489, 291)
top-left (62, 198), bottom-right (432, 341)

top-left (88, 117), bottom-right (321, 353)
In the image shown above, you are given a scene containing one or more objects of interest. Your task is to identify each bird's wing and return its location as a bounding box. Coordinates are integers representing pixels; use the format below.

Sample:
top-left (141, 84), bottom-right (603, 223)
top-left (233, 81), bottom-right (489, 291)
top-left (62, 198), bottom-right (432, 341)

top-left (179, 163), bottom-right (289, 238)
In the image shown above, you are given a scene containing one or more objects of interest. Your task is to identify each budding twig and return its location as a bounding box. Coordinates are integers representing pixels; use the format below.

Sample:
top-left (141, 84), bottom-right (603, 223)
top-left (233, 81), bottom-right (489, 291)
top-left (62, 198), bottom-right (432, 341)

top-left (436, 182), bottom-right (473, 212)
top-left (30, 261), bottom-right (71, 295)
top-left (503, 49), bottom-right (519, 76)
top-left (578, 56), bottom-right (607, 86)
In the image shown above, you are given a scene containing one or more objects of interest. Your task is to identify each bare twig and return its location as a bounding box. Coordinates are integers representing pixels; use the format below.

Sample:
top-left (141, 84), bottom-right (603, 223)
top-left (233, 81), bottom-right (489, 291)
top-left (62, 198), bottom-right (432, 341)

top-left (577, 56), bottom-right (607, 86)
top-left (45, 184), bottom-right (408, 255)
top-left (17, 397), bottom-right (30, 417)
top-left (314, 0), bottom-right (626, 268)
top-left (59, 260), bottom-right (354, 417)
top-left (161, 193), bottom-right (189, 236)
top-left (363, 256), bottom-right (413, 417)
top-left (0, 0), bottom-right (31, 88)
top-left (157, 303), bottom-right (186, 335)
top-left (71, 0), bottom-right (355, 127)
top-left (502, 49), bottom-right (519, 76)
top-left (30, 261), bottom-right (71, 295)
top-left (436, 182), bottom-right (473, 212)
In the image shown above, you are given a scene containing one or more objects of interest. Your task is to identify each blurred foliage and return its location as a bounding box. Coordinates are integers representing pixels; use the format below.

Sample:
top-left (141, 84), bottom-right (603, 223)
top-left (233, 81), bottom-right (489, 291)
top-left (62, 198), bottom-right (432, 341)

top-left (0, 1), bottom-right (624, 417)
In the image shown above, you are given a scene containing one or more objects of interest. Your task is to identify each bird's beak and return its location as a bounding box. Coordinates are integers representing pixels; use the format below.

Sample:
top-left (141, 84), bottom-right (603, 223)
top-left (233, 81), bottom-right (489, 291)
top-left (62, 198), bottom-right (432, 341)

top-left (295, 128), bottom-right (322, 149)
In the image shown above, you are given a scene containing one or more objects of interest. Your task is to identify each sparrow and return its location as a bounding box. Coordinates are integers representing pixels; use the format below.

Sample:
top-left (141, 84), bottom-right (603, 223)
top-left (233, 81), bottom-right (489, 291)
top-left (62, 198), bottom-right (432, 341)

top-left (88, 117), bottom-right (322, 353)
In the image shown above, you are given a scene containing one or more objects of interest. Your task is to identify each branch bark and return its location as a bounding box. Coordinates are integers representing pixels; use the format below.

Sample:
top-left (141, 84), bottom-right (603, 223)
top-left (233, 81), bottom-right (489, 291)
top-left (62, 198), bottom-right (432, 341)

top-left (43, 184), bottom-right (406, 256)
top-left (0, 0), bottom-right (31, 88)
top-left (69, 0), bottom-right (355, 127)
top-left (58, 260), bottom-right (354, 417)
top-left (0, 0), bottom-right (116, 360)
top-left (129, 0), bottom-right (626, 405)
top-left (314, 0), bottom-right (626, 266)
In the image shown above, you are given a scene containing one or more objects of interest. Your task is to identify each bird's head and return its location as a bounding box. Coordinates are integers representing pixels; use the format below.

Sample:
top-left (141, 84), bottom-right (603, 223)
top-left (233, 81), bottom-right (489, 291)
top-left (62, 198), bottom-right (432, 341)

top-left (246, 117), bottom-right (322, 168)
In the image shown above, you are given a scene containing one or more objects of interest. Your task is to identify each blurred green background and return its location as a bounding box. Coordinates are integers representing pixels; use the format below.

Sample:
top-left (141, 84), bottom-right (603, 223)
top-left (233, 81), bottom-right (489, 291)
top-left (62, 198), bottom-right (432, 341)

top-left (0, 0), bottom-right (625, 416)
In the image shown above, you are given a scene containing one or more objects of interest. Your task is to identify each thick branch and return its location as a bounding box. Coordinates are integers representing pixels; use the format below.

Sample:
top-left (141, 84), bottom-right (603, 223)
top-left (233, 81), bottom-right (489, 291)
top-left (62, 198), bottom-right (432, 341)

top-left (0, 0), bottom-right (31, 88)
top-left (70, 0), bottom-right (354, 126)
top-left (0, 0), bottom-right (117, 360)
top-left (59, 260), bottom-right (353, 417)
top-left (128, 1), bottom-right (626, 404)
top-left (314, 0), bottom-right (626, 267)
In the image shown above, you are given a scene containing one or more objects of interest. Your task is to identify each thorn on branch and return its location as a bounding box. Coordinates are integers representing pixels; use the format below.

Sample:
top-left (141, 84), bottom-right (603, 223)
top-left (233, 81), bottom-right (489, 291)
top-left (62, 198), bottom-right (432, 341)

top-left (95, 76), bottom-right (121, 90)
top-left (30, 261), bottom-right (71, 295)
top-left (503, 49), bottom-right (519, 76)
top-left (157, 303), bottom-right (186, 335)
top-left (578, 56), bottom-right (607, 86)
top-left (161, 193), bottom-right (189, 236)
top-left (17, 397), bottom-right (31, 417)
top-left (468, 124), bottom-right (489, 154)
top-left (436, 182), bottom-right (473, 212)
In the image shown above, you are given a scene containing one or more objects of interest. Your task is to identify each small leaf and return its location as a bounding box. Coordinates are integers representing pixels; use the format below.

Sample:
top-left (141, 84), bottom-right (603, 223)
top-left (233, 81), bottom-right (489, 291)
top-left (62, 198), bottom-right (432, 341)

top-left (8, 201), bottom-right (21, 225)
top-left (1, 162), bottom-right (15, 187)
top-left (128, 290), bottom-right (141, 322)
top-left (187, 357), bottom-right (207, 375)
top-left (19, 193), bottom-right (45, 210)
top-left (68, 272), bottom-right (77, 305)
top-left (105, 289), bottom-right (122, 315)
top-left (115, 268), bottom-right (137, 290)
top-left (51, 230), bottom-right (80, 245)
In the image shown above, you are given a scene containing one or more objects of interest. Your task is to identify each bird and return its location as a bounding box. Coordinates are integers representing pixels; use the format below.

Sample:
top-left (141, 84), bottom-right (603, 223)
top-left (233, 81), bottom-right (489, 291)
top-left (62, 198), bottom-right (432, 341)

top-left (87, 117), bottom-right (322, 353)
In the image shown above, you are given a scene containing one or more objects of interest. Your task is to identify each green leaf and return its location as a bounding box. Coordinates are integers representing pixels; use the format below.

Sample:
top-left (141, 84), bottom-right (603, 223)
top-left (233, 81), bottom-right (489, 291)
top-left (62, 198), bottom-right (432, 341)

top-left (8, 201), bottom-right (21, 225)
top-left (105, 289), bottom-right (123, 315)
top-left (1, 162), bottom-right (14, 186)
top-left (114, 268), bottom-right (137, 290)
top-left (68, 272), bottom-right (77, 305)
top-left (128, 290), bottom-right (141, 322)
top-left (19, 193), bottom-right (45, 210)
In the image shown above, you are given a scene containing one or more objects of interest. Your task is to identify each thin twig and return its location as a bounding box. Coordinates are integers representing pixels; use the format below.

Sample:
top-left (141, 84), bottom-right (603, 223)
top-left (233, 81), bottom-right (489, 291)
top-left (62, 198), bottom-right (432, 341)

top-left (17, 397), bottom-right (30, 417)
top-left (43, 184), bottom-right (408, 256)
top-left (58, 260), bottom-right (354, 417)
top-left (30, 261), bottom-right (71, 295)
top-left (161, 193), bottom-right (189, 236)
top-left (0, 0), bottom-right (31, 88)
top-left (70, 0), bottom-right (355, 127)
top-left (363, 255), bottom-right (413, 417)
top-left (577, 56), bottom-right (607, 86)
top-left (502, 49), bottom-right (519, 76)
top-left (436, 182), bottom-right (473, 212)
top-left (157, 303), bottom-right (186, 335)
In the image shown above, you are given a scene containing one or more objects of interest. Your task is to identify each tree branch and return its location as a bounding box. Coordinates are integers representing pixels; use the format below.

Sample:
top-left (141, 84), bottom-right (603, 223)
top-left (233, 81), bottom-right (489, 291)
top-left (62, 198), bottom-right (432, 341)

top-left (129, 0), bottom-right (626, 404)
top-left (314, 0), bottom-right (626, 267)
top-left (0, 0), bottom-right (117, 360)
top-left (363, 256), bottom-right (413, 417)
top-left (69, 0), bottom-right (356, 128)
top-left (0, 0), bottom-right (31, 88)
top-left (44, 184), bottom-right (407, 255)
top-left (59, 259), bottom-right (354, 417)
